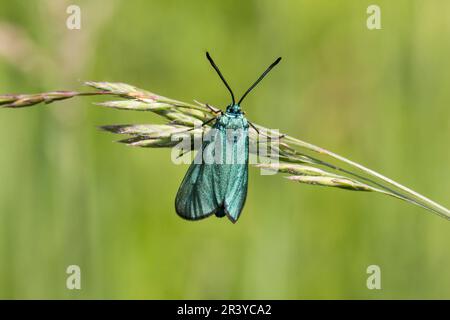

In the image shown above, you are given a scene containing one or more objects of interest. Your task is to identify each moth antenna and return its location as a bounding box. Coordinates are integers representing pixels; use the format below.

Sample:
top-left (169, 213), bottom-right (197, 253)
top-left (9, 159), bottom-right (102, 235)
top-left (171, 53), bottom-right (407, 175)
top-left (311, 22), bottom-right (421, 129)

top-left (206, 52), bottom-right (235, 105)
top-left (238, 57), bottom-right (281, 105)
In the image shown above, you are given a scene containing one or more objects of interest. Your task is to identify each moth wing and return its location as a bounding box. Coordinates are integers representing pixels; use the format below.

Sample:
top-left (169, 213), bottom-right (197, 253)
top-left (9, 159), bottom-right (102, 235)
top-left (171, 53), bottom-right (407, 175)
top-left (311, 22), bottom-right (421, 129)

top-left (223, 127), bottom-right (249, 223)
top-left (175, 128), bottom-right (225, 220)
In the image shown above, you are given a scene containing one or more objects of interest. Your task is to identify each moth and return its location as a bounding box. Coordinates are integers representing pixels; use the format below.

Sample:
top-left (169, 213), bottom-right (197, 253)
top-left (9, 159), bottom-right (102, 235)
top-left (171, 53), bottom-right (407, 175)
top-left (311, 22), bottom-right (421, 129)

top-left (175, 52), bottom-right (281, 223)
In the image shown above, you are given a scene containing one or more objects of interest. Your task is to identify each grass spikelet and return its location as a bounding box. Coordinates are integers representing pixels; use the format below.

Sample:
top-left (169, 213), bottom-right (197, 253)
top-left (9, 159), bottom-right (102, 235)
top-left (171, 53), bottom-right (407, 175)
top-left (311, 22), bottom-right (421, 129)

top-left (2, 82), bottom-right (449, 220)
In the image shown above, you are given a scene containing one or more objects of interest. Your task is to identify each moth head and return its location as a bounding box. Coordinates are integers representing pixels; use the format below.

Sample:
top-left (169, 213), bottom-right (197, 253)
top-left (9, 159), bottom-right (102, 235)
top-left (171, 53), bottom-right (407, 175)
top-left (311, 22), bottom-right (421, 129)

top-left (226, 104), bottom-right (241, 114)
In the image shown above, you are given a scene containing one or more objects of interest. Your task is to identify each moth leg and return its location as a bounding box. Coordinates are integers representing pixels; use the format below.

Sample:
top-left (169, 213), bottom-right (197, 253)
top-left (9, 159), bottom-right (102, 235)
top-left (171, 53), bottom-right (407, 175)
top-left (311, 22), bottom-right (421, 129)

top-left (170, 117), bottom-right (217, 138)
top-left (193, 116), bottom-right (216, 129)
top-left (248, 121), bottom-right (260, 134)
top-left (248, 121), bottom-right (285, 140)
top-left (181, 116), bottom-right (218, 133)
top-left (193, 100), bottom-right (223, 115)
top-left (205, 103), bottom-right (223, 115)
top-left (176, 148), bottom-right (191, 159)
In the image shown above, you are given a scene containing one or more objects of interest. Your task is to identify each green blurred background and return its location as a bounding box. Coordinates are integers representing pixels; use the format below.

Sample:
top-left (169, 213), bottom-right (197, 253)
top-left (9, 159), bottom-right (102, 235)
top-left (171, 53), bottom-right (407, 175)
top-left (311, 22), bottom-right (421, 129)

top-left (0, 0), bottom-right (449, 299)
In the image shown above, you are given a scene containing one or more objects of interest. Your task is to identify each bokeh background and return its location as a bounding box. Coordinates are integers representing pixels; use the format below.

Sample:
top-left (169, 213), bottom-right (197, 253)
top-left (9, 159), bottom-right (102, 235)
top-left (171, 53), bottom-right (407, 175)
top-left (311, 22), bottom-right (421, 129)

top-left (0, 0), bottom-right (449, 299)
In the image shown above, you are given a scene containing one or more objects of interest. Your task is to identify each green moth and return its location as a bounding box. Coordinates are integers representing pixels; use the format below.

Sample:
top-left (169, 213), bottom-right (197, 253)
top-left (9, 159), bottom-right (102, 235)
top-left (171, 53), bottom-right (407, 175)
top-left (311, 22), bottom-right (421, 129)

top-left (175, 52), bottom-right (281, 223)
